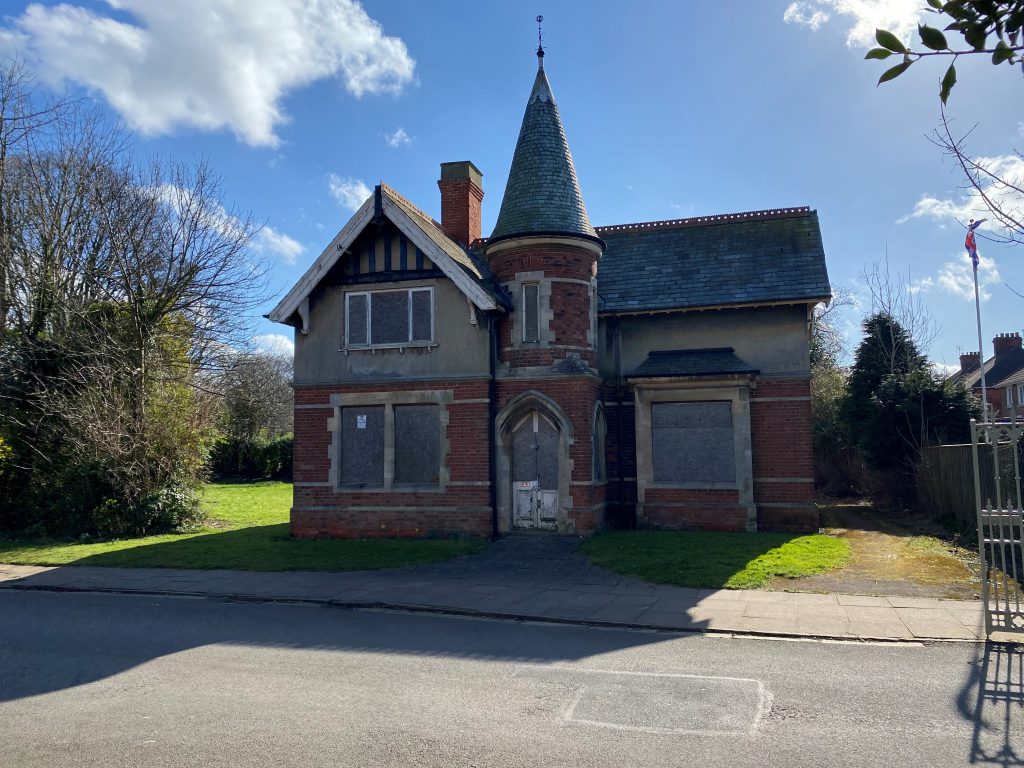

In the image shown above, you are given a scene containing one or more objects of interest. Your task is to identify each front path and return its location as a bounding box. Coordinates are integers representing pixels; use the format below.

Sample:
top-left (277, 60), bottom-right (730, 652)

top-left (0, 535), bottom-right (986, 641)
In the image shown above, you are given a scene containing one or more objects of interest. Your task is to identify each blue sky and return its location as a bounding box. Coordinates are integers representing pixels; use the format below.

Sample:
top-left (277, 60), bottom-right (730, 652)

top-left (1, 0), bottom-right (1021, 370)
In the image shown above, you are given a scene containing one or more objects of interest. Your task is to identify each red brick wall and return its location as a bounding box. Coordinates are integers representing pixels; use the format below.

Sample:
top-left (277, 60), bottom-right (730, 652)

top-left (292, 379), bottom-right (492, 539)
top-left (750, 377), bottom-right (818, 532)
top-left (490, 241), bottom-right (598, 369)
top-left (640, 488), bottom-right (747, 532)
top-left (437, 178), bottom-right (483, 246)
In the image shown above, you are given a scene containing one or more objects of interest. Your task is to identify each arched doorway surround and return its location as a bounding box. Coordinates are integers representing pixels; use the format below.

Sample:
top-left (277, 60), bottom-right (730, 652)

top-left (495, 391), bottom-right (574, 534)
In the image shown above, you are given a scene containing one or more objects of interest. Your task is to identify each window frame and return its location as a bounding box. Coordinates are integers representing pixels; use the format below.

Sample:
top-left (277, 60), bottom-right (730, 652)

top-left (344, 286), bottom-right (435, 349)
top-left (1007, 385), bottom-right (1015, 407)
top-left (328, 390), bottom-right (451, 493)
top-left (521, 282), bottom-right (541, 344)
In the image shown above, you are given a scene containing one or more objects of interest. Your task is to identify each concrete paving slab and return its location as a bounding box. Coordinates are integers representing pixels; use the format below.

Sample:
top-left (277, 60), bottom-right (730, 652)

top-left (797, 617), bottom-right (853, 637)
top-left (899, 616), bottom-right (981, 640)
top-left (737, 616), bottom-right (800, 635)
top-left (744, 603), bottom-right (798, 622)
top-left (844, 606), bottom-right (902, 623)
top-left (848, 621), bottom-right (914, 640)
top-left (836, 594), bottom-right (891, 607)
top-left (886, 597), bottom-right (942, 609)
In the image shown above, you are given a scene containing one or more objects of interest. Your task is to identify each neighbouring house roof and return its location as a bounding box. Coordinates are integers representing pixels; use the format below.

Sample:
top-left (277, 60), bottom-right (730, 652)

top-left (489, 60), bottom-right (598, 244)
top-left (964, 347), bottom-right (1024, 389)
top-left (595, 208), bottom-right (831, 314)
top-left (947, 357), bottom-right (997, 389)
top-left (629, 348), bottom-right (759, 378)
top-left (268, 184), bottom-right (502, 328)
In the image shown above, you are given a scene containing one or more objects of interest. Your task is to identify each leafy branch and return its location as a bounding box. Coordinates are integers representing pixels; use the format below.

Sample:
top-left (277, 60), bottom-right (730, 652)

top-left (866, 0), bottom-right (1024, 103)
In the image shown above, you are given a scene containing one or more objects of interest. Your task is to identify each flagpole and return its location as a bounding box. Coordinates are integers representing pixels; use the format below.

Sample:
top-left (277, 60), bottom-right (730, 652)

top-left (967, 219), bottom-right (989, 423)
top-left (973, 262), bottom-right (988, 423)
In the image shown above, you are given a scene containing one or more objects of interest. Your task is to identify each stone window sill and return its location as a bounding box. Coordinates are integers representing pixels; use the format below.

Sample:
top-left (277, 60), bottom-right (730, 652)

top-left (341, 342), bottom-right (438, 355)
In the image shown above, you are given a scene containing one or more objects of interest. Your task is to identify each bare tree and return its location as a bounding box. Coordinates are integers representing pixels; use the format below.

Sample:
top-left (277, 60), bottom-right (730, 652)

top-left (0, 59), bottom-right (274, 533)
top-left (860, 257), bottom-right (940, 373)
top-left (931, 109), bottom-right (1024, 248)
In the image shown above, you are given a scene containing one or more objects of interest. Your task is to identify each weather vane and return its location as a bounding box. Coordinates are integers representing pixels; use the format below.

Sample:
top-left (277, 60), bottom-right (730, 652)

top-left (536, 15), bottom-right (545, 61)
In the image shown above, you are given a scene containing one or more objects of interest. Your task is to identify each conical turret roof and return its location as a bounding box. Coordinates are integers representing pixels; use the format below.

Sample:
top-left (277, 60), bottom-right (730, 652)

top-left (490, 58), bottom-right (598, 243)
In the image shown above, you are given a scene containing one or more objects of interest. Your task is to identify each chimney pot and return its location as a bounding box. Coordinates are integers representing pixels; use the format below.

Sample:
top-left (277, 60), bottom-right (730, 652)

top-left (438, 161), bottom-right (484, 246)
top-left (960, 352), bottom-right (981, 373)
top-left (993, 331), bottom-right (1023, 356)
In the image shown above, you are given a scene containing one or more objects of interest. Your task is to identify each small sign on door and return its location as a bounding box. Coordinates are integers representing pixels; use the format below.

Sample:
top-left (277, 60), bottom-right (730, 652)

top-left (356, 414), bottom-right (367, 429)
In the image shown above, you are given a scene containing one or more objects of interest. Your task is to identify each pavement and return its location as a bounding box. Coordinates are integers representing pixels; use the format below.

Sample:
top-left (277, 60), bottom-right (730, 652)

top-left (0, 535), bottom-right (994, 642)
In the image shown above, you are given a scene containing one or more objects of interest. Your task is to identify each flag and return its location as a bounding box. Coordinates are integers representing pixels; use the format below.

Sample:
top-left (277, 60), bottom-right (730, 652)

top-left (965, 218), bottom-right (986, 270)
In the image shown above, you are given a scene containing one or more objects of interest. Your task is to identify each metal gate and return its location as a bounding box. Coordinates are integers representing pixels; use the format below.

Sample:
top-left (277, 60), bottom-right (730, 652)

top-left (970, 418), bottom-right (1024, 637)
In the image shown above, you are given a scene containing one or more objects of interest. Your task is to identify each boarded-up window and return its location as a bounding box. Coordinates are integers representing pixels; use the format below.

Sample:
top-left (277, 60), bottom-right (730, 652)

top-left (522, 283), bottom-right (540, 342)
top-left (347, 294), bottom-right (368, 345)
top-left (651, 402), bottom-right (735, 483)
top-left (411, 289), bottom-right (432, 341)
top-left (394, 405), bottom-right (440, 485)
top-left (370, 291), bottom-right (408, 345)
top-left (346, 288), bottom-right (434, 347)
top-left (339, 406), bottom-right (384, 487)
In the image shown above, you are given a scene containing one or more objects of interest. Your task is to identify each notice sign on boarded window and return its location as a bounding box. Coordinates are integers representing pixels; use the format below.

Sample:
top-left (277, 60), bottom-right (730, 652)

top-left (357, 414), bottom-right (367, 429)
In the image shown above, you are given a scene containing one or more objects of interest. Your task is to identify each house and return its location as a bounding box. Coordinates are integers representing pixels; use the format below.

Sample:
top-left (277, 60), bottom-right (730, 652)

top-left (269, 50), bottom-right (831, 539)
top-left (948, 332), bottom-right (1024, 417)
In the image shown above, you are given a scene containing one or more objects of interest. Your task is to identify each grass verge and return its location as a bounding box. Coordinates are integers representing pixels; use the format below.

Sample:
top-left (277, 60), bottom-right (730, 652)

top-left (581, 530), bottom-right (851, 590)
top-left (0, 481), bottom-right (485, 571)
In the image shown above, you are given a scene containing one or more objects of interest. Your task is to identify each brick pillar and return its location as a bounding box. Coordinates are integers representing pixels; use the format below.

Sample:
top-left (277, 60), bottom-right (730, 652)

top-left (438, 161), bottom-right (484, 246)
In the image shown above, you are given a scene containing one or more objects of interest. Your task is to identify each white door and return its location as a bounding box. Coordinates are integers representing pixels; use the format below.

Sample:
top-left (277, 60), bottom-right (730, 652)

top-left (511, 412), bottom-right (559, 531)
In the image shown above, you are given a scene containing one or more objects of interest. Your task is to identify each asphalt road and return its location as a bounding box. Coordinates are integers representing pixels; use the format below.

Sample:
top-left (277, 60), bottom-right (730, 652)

top-left (0, 590), bottom-right (1019, 768)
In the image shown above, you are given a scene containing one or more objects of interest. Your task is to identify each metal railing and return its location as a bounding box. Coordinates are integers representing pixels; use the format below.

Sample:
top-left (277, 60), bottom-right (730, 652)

top-left (971, 418), bottom-right (1024, 637)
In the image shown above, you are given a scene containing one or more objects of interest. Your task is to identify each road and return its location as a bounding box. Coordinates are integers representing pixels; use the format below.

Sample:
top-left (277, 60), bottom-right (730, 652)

top-left (0, 590), bottom-right (1019, 767)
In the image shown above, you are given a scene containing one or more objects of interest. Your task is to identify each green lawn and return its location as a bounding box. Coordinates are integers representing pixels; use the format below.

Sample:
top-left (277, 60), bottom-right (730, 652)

top-left (581, 530), bottom-right (851, 590)
top-left (0, 481), bottom-right (486, 571)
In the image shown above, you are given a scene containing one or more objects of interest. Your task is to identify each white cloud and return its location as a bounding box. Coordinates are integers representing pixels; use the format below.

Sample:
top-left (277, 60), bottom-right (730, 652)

top-left (783, 0), bottom-right (923, 47)
top-left (254, 226), bottom-right (303, 265)
top-left (0, 0), bottom-right (416, 147)
top-left (253, 333), bottom-right (294, 357)
top-left (384, 127), bottom-right (412, 148)
top-left (911, 253), bottom-right (1001, 301)
top-left (931, 360), bottom-right (960, 377)
top-left (783, 3), bottom-right (830, 31)
top-left (897, 154), bottom-right (1024, 237)
top-left (328, 174), bottom-right (372, 211)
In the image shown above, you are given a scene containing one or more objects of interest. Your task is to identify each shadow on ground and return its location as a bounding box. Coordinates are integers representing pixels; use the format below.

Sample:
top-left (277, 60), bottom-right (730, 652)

top-left (0, 524), bottom-right (484, 572)
top-left (958, 641), bottom-right (1024, 766)
top-left (0, 587), bottom-right (707, 703)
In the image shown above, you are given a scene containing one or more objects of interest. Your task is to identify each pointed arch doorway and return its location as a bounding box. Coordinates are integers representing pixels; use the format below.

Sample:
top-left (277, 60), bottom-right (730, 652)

top-left (511, 410), bottom-right (559, 530)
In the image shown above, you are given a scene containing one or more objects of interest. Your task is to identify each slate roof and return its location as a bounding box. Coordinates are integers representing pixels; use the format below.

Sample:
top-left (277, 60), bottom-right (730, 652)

top-left (595, 208), bottom-right (831, 314)
top-left (947, 358), bottom-right (994, 389)
top-left (382, 183), bottom-right (484, 279)
top-left (970, 348), bottom-right (1024, 389)
top-left (490, 61), bottom-right (598, 243)
top-left (629, 348), bottom-right (759, 378)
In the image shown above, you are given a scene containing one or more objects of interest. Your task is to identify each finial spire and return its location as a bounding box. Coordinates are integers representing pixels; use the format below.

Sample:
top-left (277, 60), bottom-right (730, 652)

top-left (536, 15), bottom-right (545, 68)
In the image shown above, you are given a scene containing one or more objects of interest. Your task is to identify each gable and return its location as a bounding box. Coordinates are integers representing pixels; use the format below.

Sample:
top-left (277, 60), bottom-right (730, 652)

top-left (269, 185), bottom-right (500, 331)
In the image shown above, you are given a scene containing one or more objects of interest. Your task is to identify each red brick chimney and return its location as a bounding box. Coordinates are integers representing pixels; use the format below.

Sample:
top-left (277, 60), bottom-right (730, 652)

top-left (438, 161), bottom-right (483, 246)
top-left (993, 332), bottom-right (1022, 356)
top-left (959, 351), bottom-right (981, 373)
